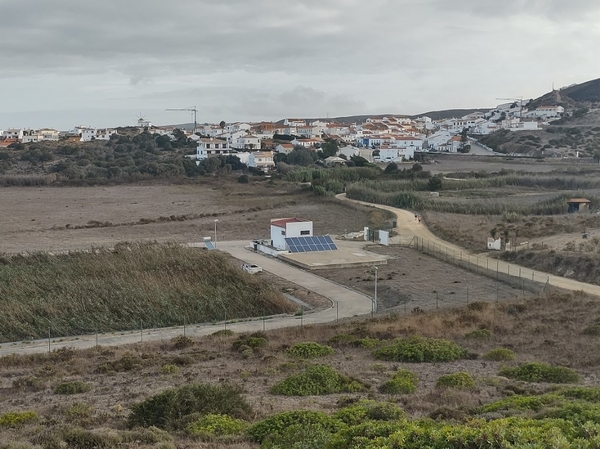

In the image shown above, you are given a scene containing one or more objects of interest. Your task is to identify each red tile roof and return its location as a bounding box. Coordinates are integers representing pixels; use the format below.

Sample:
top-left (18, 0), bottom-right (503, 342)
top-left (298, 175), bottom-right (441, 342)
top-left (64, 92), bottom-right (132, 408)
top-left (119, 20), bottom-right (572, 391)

top-left (271, 217), bottom-right (311, 228)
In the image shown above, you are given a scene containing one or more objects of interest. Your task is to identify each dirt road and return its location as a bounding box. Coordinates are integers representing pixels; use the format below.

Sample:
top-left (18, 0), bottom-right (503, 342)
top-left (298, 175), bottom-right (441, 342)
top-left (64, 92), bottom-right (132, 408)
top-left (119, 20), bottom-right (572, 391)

top-left (338, 194), bottom-right (600, 297)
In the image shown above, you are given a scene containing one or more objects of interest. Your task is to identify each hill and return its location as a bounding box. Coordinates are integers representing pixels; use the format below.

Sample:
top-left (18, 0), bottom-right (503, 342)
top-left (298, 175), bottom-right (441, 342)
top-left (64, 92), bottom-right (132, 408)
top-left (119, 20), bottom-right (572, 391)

top-left (529, 78), bottom-right (600, 110)
top-left (1, 289), bottom-right (600, 448)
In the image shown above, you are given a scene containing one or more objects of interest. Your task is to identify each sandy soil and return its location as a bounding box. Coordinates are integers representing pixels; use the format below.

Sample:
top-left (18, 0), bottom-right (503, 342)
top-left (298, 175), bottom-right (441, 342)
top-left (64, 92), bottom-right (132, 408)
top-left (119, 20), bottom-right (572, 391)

top-left (317, 246), bottom-right (522, 312)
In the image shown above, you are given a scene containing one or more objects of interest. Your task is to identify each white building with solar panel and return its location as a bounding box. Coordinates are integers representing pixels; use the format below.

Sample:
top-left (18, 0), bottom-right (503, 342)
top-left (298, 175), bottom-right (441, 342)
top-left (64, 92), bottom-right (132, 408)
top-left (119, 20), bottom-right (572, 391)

top-left (269, 218), bottom-right (338, 253)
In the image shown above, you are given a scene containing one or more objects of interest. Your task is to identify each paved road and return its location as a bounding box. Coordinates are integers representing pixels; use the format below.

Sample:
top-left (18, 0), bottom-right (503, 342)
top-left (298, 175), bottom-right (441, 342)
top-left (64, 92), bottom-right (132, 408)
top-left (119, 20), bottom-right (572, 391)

top-left (0, 241), bottom-right (373, 356)
top-left (338, 194), bottom-right (600, 297)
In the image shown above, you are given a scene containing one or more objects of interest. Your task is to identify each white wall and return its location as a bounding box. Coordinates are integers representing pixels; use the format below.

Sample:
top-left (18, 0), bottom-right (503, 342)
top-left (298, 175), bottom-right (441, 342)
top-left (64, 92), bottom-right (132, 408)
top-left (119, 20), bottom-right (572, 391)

top-left (270, 221), bottom-right (314, 250)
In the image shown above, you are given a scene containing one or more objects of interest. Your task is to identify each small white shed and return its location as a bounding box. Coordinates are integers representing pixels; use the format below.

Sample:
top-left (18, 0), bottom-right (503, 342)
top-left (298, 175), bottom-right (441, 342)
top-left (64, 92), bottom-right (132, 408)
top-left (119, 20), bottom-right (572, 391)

top-left (270, 218), bottom-right (313, 250)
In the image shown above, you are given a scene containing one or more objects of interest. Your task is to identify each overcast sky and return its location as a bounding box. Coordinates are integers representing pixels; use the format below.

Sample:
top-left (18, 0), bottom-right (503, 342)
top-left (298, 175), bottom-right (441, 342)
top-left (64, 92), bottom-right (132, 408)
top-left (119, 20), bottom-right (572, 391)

top-left (0, 0), bottom-right (598, 130)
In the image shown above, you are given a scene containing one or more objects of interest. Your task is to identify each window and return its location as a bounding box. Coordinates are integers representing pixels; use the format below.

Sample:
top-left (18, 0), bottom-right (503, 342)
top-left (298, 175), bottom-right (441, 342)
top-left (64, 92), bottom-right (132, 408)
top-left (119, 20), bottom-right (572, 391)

top-left (300, 230), bottom-right (310, 235)
top-left (281, 230), bottom-right (286, 236)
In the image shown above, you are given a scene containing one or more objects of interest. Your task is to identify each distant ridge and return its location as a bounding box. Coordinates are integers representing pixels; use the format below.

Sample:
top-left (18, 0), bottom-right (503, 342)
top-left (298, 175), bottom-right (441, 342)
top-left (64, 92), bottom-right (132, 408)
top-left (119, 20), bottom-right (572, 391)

top-left (529, 78), bottom-right (600, 109)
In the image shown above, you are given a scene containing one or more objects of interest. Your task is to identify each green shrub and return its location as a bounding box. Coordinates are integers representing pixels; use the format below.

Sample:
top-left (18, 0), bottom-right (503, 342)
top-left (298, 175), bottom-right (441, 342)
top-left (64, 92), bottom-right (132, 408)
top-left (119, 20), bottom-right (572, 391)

top-left (328, 334), bottom-right (355, 346)
top-left (187, 413), bottom-right (248, 440)
top-left (247, 410), bottom-right (342, 444)
top-left (500, 362), bottom-right (580, 384)
top-left (161, 364), bottom-right (180, 375)
top-left (333, 400), bottom-right (405, 425)
top-left (232, 332), bottom-right (268, 353)
top-left (583, 323), bottom-right (600, 336)
top-left (61, 427), bottom-right (120, 448)
top-left (379, 369), bottom-right (418, 394)
top-left (212, 329), bottom-right (235, 337)
top-left (271, 365), bottom-right (367, 396)
top-left (464, 329), bottom-right (492, 341)
top-left (373, 336), bottom-right (467, 363)
top-left (356, 337), bottom-right (381, 348)
top-left (0, 411), bottom-right (38, 427)
top-left (483, 348), bottom-right (515, 361)
top-left (560, 387), bottom-right (600, 402)
top-left (54, 381), bottom-right (92, 395)
top-left (127, 383), bottom-right (252, 430)
top-left (436, 372), bottom-right (476, 389)
top-left (286, 342), bottom-right (334, 358)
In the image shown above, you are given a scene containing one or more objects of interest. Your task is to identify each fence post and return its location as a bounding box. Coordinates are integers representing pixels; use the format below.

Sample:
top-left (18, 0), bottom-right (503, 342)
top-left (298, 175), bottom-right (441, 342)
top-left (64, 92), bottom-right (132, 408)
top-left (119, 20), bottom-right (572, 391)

top-left (95, 328), bottom-right (98, 348)
top-left (183, 316), bottom-right (186, 337)
top-left (48, 328), bottom-right (51, 353)
top-left (467, 286), bottom-right (469, 305)
top-left (140, 320), bottom-right (143, 342)
top-left (224, 311), bottom-right (227, 330)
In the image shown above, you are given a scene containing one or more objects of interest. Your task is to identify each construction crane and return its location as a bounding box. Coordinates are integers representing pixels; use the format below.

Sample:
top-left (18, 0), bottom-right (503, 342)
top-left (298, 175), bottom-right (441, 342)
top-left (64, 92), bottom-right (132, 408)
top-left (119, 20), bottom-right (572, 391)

top-left (496, 97), bottom-right (524, 119)
top-left (165, 106), bottom-right (197, 134)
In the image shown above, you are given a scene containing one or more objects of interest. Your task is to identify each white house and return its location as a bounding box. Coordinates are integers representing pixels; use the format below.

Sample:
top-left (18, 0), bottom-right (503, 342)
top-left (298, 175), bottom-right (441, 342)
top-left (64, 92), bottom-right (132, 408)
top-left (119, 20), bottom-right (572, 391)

top-left (196, 138), bottom-right (231, 160)
top-left (78, 127), bottom-right (116, 142)
top-left (270, 217), bottom-right (313, 250)
top-left (378, 146), bottom-right (415, 162)
top-left (393, 136), bottom-right (423, 150)
top-left (248, 151), bottom-right (275, 171)
top-left (2, 128), bottom-right (23, 140)
top-left (291, 138), bottom-right (323, 148)
top-left (22, 128), bottom-right (60, 143)
top-left (338, 145), bottom-right (360, 159)
top-left (283, 118), bottom-right (306, 127)
top-left (233, 134), bottom-right (261, 150)
top-left (530, 105), bottom-right (564, 119)
top-left (296, 125), bottom-right (322, 139)
top-left (276, 143), bottom-right (295, 154)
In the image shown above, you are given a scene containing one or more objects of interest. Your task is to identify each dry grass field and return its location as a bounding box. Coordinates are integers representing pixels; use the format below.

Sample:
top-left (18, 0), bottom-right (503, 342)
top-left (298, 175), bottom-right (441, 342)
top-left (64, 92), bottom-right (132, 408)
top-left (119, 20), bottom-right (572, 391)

top-left (1, 290), bottom-right (599, 448)
top-left (0, 178), bottom-right (387, 253)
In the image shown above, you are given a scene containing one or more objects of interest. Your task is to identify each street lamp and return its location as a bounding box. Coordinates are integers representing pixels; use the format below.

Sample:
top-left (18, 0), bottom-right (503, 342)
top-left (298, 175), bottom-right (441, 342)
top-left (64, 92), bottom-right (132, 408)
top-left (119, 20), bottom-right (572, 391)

top-left (373, 266), bottom-right (378, 314)
top-left (214, 219), bottom-right (219, 248)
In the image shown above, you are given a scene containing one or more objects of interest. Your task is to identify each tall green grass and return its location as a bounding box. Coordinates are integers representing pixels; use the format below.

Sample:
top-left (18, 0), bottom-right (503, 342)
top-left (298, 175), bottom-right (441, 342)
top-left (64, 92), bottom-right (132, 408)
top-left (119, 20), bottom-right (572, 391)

top-left (0, 243), bottom-right (293, 342)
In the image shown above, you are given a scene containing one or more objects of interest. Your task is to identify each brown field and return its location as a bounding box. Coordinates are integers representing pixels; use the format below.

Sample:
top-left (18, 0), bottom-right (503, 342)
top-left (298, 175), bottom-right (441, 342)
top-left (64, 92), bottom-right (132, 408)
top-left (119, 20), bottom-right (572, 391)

top-left (0, 178), bottom-right (389, 253)
top-left (316, 246), bottom-right (523, 311)
top-left (421, 153), bottom-right (596, 175)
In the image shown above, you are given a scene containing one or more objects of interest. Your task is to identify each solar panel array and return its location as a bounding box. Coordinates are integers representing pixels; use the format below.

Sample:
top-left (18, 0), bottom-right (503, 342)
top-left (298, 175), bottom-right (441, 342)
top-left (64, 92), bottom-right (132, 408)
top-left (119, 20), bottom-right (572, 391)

top-left (285, 236), bottom-right (338, 253)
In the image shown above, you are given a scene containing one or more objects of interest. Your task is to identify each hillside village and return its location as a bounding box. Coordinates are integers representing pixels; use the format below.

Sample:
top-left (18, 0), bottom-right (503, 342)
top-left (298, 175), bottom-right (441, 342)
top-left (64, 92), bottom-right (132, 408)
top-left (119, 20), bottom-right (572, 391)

top-left (0, 98), bottom-right (578, 173)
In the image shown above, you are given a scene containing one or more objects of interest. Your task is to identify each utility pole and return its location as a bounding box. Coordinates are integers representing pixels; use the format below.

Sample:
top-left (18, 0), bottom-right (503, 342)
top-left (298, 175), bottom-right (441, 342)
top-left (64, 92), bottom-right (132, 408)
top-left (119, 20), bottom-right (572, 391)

top-left (373, 266), bottom-right (378, 314)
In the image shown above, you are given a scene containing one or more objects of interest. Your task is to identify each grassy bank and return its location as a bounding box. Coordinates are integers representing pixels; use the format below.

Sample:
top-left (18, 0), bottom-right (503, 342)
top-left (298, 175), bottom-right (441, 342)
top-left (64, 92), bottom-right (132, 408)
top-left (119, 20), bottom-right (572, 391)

top-left (0, 243), bottom-right (293, 342)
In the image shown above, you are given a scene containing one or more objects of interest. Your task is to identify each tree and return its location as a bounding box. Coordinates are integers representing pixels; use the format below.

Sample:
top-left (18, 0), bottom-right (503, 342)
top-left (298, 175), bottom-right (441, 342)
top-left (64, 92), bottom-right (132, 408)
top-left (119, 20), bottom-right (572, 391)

top-left (287, 148), bottom-right (316, 166)
top-left (427, 175), bottom-right (442, 191)
top-left (384, 162), bottom-right (398, 174)
top-left (490, 228), bottom-right (497, 239)
top-left (350, 155), bottom-right (370, 167)
top-left (321, 138), bottom-right (339, 158)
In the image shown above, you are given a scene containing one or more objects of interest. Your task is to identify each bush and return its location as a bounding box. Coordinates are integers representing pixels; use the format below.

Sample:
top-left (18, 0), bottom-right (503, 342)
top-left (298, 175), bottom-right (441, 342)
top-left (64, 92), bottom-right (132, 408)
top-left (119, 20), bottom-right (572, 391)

top-left (379, 369), bottom-right (418, 394)
top-left (127, 383), bottom-right (252, 430)
top-left (499, 362), bottom-right (580, 384)
top-left (54, 381), bottom-right (93, 395)
top-left (247, 410), bottom-right (342, 444)
top-left (271, 365), bottom-right (367, 396)
top-left (161, 364), bottom-right (180, 375)
top-left (483, 348), bottom-right (515, 361)
top-left (436, 372), bottom-right (476, 389)
top-left (373, 336), bottom-right (467, 363)
top-left (212, 329), bottom-right (235, 337)
top-left (0, 411), bottom-right (38, 427)
top-left (333, 400), bottom-right (405, 425)
top-left (286, 342), bottom-right (334, 358)
top-left (464, 329), bottom-right (492, 341)
top-left (171, 335), bottom-right (194, 350)
top-left (187, 413), bottom-right (248, 440)
top-left (232, 332), bottom-right (268, 353)
top-left (237, 174), bottom-right (249, 184)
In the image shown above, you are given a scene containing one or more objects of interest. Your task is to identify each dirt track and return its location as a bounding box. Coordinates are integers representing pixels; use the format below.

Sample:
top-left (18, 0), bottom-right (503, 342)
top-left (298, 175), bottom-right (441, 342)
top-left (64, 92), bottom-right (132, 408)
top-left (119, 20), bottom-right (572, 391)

top-left (338, 194), bottom-right (600, 297)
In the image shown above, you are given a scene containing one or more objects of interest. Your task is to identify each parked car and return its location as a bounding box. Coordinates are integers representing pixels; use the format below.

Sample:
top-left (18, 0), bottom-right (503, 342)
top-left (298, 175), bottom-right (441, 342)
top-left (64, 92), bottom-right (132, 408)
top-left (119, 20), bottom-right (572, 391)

top-left (242, 263), bottom-right (263, 274)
